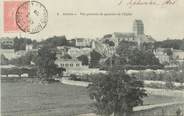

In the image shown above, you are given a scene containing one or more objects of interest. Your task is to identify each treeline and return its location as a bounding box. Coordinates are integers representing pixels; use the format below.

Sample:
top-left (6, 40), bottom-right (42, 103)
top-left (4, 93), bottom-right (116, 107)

top-left (1, 36), bottom-right (75, 51)
top-left (13, 36), bottom-right (70, 51)
top-left (14, 37), bottom-right (38, 51)
top-left (40, 36), bottom-right (69, 47)
top-left (155, 39), bottom-right (184, 50)
top-left (40, 36), bottom-right (84, 47)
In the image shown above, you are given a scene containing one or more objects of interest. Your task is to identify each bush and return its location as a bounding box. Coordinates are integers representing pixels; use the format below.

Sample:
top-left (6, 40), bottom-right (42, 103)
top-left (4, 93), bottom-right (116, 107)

top-left (70, 74), bottom-right (81, 81)
top-left (78, 74), bottom-right (93, 82)
top-left (44, 78), bottom-right (60, 83)
top-left (165, 81), bottom-right (175, 89)
top-left (1, 68), bottom-right (10, 77)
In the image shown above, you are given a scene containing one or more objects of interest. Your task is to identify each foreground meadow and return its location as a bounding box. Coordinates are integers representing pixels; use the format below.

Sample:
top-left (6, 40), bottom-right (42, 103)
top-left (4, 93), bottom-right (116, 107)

top-left (1, 80), bottom-right (184, 116)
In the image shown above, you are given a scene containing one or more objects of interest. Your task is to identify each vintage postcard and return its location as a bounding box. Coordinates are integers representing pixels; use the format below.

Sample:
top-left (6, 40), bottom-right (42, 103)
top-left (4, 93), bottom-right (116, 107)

top-left (0, 0), bottom-right (184, 116)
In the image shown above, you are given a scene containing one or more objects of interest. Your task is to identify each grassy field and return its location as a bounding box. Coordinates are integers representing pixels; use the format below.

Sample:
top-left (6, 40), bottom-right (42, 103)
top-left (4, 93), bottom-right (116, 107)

top-left (1, 81), bottom-right (184, 116)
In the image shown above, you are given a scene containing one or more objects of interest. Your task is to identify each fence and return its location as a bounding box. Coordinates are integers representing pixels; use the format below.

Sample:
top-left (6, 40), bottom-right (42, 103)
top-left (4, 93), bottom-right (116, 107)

top-left (132, 102), bottom-right (184, 116)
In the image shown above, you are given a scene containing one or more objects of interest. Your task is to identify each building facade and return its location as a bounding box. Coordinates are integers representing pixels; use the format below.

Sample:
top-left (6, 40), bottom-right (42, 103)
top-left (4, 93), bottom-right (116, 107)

top-left (68, 47), bottom-right (92, 58)
top-left (172, 49), bottom-right (184, 60)
top-left (0, 38), bottom-right (14, 48)
top-left (92, 40), bottom-right (115, 57)
top-left (26, 44), bottom-right (33, 51)
top-left (55, 58), bottom-right (107, 76)
top-left (56, 46), bottom-right (69, 59)
top-left (72, 38), bottom-right (92, 47)
top-left (55, 59), bottom-right (84, 69)
top-left (172, 49), bottom-right (184, 64)
top-left (154, 48), bottom-right (170, 64)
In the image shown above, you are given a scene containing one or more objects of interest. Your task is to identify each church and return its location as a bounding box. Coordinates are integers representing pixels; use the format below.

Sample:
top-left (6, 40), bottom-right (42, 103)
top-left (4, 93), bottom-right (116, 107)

top-left (101, 20), bottom-right (156, 47)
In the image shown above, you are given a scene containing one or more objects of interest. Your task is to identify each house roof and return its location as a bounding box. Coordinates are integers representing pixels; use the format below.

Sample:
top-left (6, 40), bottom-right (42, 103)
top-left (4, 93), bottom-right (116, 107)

top-left (113, 32), bottom-right (135, 38)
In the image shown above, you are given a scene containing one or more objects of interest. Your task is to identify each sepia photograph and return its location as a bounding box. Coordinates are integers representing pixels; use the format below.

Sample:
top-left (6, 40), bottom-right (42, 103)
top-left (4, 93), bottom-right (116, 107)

top-left (0, 0), bottom-right (184, 116)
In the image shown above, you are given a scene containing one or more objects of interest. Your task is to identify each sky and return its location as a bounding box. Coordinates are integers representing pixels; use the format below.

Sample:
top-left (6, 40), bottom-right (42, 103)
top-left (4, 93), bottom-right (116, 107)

top-left (0, 0), bottom-right (184, 41)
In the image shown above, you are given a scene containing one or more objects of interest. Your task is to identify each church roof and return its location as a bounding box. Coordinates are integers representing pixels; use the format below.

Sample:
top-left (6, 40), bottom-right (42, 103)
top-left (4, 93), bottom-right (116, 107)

top-left (113, 32), bottom-right (135, 38)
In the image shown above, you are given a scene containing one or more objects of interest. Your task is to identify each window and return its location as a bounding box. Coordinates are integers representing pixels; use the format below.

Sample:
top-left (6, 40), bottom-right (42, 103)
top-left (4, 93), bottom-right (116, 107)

top-left (76, 64), bottom-right (80, 67)
top-left (70, 64), bottom-right (73, 67)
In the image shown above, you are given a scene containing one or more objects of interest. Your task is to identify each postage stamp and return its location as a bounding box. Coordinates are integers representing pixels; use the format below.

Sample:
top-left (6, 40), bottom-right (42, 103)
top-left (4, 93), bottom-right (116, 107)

top-left (3, 1), bottom-right (24, 32)
top-left (4, 0), bottom-right (48, 34)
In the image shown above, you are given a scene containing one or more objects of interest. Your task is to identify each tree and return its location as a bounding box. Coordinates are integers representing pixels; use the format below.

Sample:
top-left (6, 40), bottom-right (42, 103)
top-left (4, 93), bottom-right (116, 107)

top-left (88, 71), bottom-right (147, 116)
top-left (155, 39), bottom-right (184, 50)
top-left (128, 49), bottom-right (144, 65)
top-left (10, 57), bottom-right (22, 66)
top-left (102, 55), bottom-right (127, 70)
top-left (165, 73), bottom-right (175, 89)
top-left (104, 39), bottom-right (115, 46)
top-left (90, 50), bottom-right (102, 68)
top-left (115, 41), bottom-right (161, 68)
top-left (176, 108), bottom-right (182, 116)
top-left (9, 68), bottom-right (23, 77)
top-left (42, 36), bottom-right (67, 47)
top-left (1, 68), bottom-right (9, 77)
top-left (9, 52), bottom-right (37, 66)
top-left (62, 54), bottom-right (72, 59)
top-left (103, 34), bottom-right (112, 38)
top-left (27, 67), bottom-right (37, 77)
top-left (116, 41), bottom-right (137, 57)
top-left (127, 49), bottom-right (161, 66)
top-left (35, 45), bottom-right (59, 79)
top-left (165, 48), bottom-right (173, 56)
top-left (14, 37), bottom-right (32, 51)
top-left (32, 40), bottom-right (39, 49)
top-left (177, 72), bottom-right (184, 85)
top-left (164, 48), bottom-right (173, 60)
top-left (77, 55), bottom-right (89, 65)
top-left (70, 74), bottom-right (80, 81)
top-left (1, 54), bottom-right (9, 65)
top-left (142, 50), bottom-right (160, 65)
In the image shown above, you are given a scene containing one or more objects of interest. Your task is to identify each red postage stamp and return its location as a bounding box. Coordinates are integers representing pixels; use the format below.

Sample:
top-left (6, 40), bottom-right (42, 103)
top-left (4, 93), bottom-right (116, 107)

top-left (3, 0), bottom-right (25, 32)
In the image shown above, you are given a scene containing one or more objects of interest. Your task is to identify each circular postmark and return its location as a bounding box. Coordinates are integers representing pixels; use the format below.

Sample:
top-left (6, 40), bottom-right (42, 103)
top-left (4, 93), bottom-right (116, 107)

top-left (16, 1), bottom-right (48, 34)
